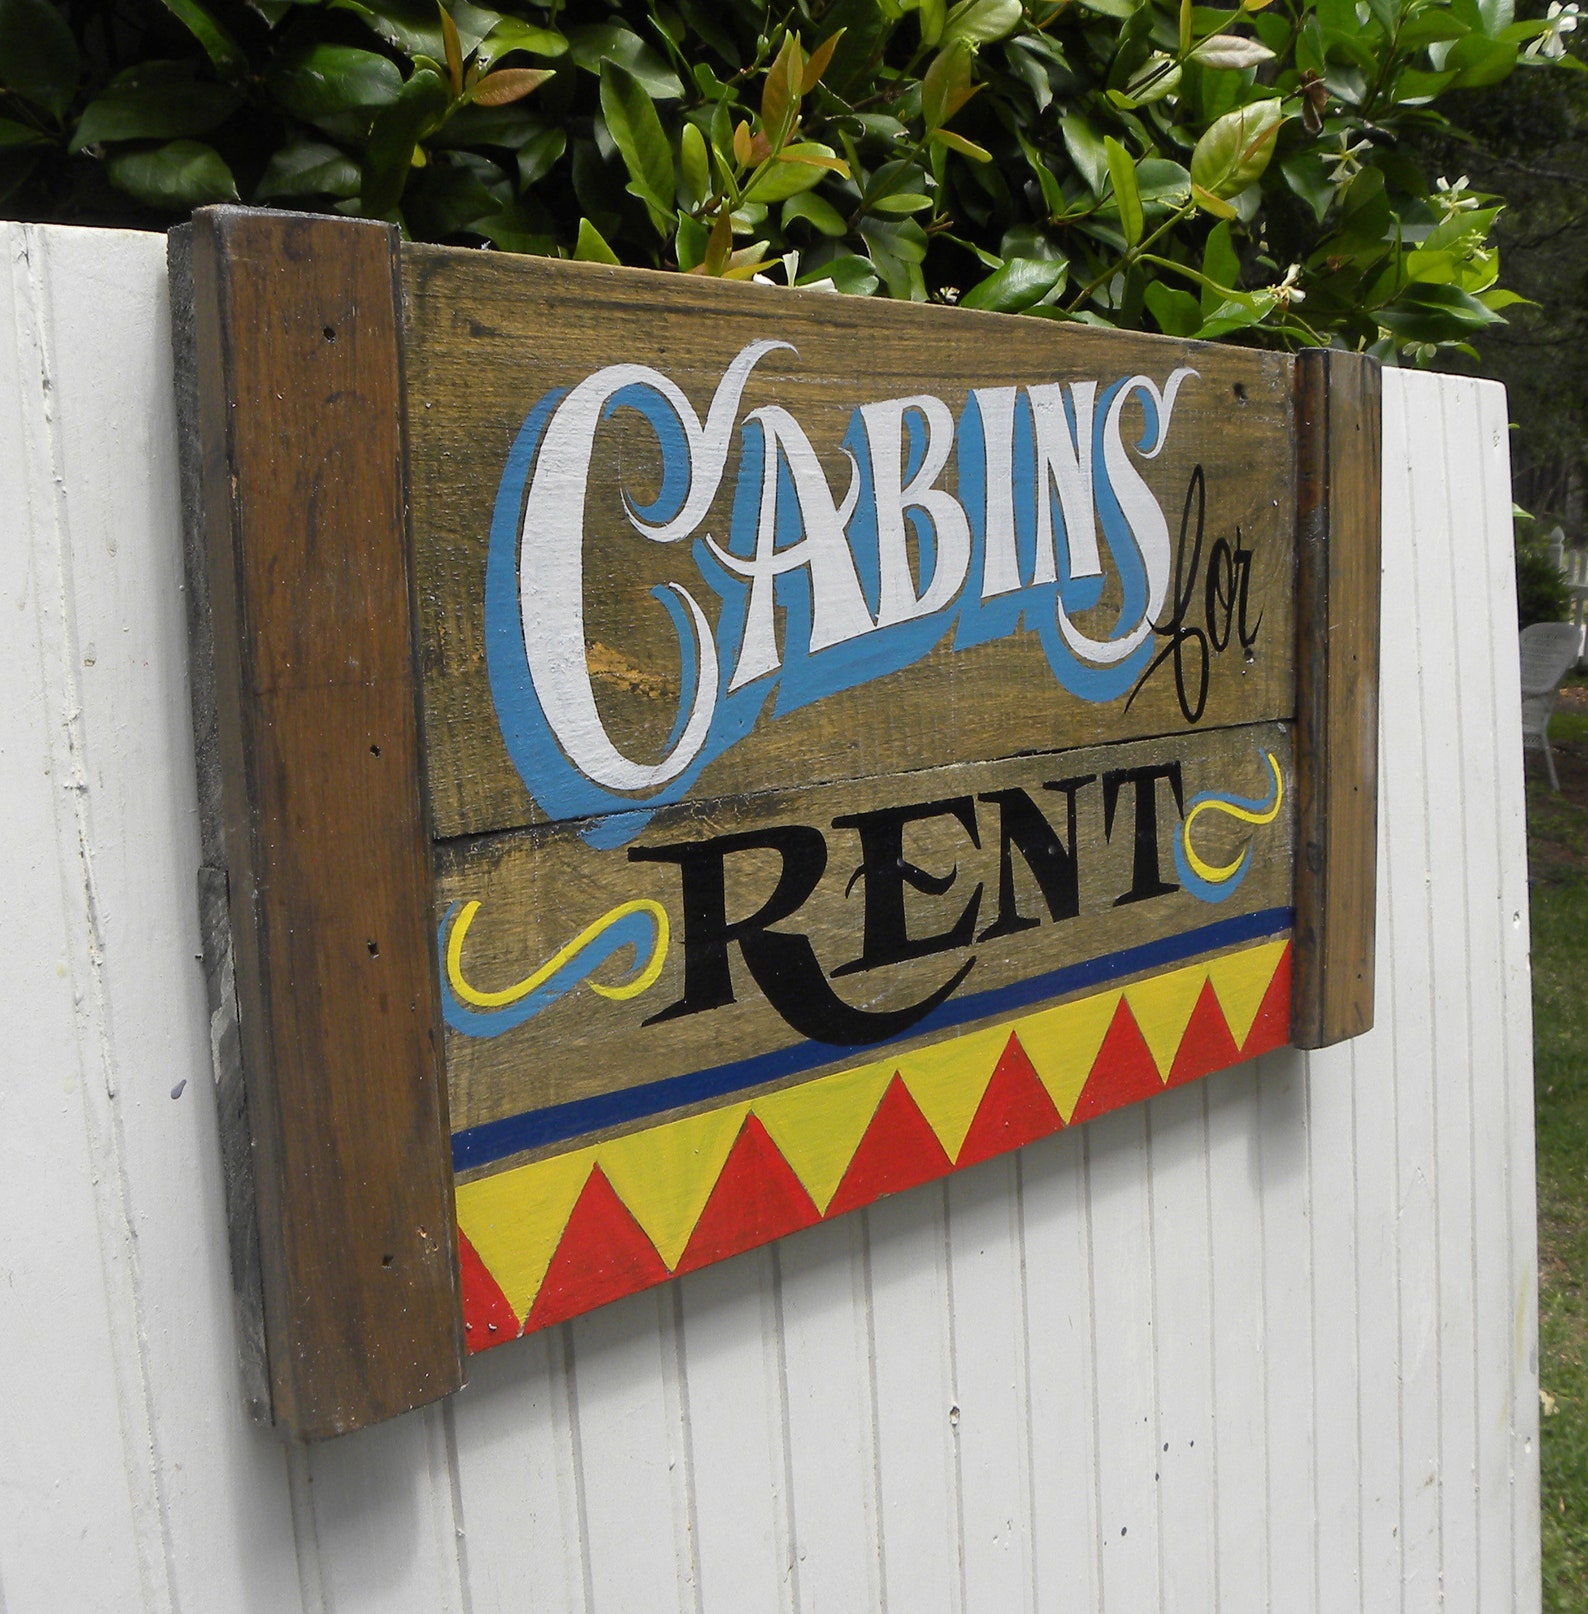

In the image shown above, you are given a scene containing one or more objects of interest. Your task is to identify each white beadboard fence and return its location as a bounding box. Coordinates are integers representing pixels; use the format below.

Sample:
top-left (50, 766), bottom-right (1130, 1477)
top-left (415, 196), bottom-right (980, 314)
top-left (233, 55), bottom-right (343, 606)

top-left (0, 222), bottom-right (1539, 1614)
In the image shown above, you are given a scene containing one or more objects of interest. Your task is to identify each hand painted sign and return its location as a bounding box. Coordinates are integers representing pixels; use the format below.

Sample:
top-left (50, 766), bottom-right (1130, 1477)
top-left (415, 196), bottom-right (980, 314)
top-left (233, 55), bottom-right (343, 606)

top-left (173, 208), bottom-right (1379, 1438)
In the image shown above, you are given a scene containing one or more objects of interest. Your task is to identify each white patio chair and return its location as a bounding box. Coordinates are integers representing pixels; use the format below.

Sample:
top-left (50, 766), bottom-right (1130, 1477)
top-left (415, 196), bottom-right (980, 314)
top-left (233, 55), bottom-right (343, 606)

top-left (1520, 621), bottom-right (1585, 792)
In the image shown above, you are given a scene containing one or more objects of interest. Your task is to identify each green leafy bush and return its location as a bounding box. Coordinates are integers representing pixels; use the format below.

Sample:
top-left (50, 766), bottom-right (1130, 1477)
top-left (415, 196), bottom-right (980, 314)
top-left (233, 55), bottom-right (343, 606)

top-left (1519, 518), bottom-right (1576, 626)
top-left (0, 0), bottom-right (1572, 351)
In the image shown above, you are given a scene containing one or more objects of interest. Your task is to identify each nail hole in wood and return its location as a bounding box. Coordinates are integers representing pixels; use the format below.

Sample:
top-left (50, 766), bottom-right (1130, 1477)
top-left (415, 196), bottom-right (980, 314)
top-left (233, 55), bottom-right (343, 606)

top-left (381, 1254), bottom-right (394, 1269)
top-left (1233, 381), bottom-right (1247, 401)
top-left (367, 939), bottom-right (379, 957)
top-left (369, 743), bottom-right (381, 756)
top-left (323, 325), bottom-right (337, 341)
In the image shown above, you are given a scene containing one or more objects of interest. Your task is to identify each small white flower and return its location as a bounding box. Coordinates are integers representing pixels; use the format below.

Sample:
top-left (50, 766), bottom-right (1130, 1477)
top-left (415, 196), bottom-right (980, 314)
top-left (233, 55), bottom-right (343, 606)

top-left (1526, 0), bottom-right (1579, 60)
top-left (1322, 133), bottom-right (1374, 182)
top-left (1273, 263), bottom-right (1306, 305)
top-left (1434, 174), bottom-right (1480, 216)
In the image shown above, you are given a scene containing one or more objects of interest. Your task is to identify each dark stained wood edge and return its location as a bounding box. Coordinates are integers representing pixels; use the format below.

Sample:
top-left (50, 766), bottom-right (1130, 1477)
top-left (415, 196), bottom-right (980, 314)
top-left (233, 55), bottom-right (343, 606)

top-left (173, 206), bottom-right (464, 1438)
top-left (170, 224), bottom-right (273, 1424)
top-left (1292, 349), bottom-right (1383, 1049)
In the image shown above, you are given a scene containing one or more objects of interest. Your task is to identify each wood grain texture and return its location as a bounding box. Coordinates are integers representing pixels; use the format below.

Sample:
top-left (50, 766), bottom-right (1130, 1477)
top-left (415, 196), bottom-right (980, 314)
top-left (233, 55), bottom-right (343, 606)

top-left (399, 247), bottom-right (1299, 841)
top-left (441, 725), bottom-right (1294, 1158)
top-left (180, 207), bottom-right (462, 1438)
top-left (1292, 348), bottom-right (1382, 1049)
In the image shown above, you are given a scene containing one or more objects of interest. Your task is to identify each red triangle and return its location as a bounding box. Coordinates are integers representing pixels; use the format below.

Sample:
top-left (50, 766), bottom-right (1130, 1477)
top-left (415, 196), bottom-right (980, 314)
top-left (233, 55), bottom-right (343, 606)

top-left (1166, 979), bottom-right (1243, 1090)
top-left (825, 1073), bottom-right (954, 1220)
top-left (1066, 997), bottom-right (1164, 1127)
top-left (674, 1114), bottom-right (821, 1276)
top-left (955, 1033), bottom-right (1064, 1169)
top-left (459, 1227), bottom-right (522, 1354)
top-left (1237, 942), bottom-right (1293, 1059)
top-left (523, 1165), bottom-right (670, 1334)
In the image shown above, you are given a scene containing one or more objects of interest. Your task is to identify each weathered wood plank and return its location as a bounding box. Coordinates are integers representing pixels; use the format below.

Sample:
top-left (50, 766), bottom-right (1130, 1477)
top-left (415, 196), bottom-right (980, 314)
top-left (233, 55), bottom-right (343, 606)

top-left (180, 206), bottom-right (463, 1438)
top-left (441, 725), bottom-right (1294, 1167)
top-left (400, 248), bottom-right (1299, 842)
top-left (1292, 349), bottom-right (1382, 1048)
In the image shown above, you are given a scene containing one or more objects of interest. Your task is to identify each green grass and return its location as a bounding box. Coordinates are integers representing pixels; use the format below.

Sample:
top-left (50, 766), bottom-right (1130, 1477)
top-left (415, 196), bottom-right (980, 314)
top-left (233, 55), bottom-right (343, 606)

top-left (1530, 761), bottom-right (1588, 1612)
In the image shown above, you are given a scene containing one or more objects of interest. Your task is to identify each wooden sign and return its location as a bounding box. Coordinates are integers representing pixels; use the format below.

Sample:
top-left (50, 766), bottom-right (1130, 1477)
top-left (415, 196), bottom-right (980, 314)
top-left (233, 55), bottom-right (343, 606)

top-left (170, 207), bottom-right (1380, 1439)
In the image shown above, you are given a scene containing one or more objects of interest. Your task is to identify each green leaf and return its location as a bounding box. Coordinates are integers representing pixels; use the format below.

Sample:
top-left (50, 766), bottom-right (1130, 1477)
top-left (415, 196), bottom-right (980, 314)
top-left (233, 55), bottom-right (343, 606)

top-left (257, 140), bottom-right (362, 199)
top-left (363, 65), bottom-right (450, 217)
top-left (1189, 33), bottom-right (1275, 69)
top-left (680, 120), bottom-right (710, 206)
top-left (960, 255), bottom-right (1067, 311)
top-left (675, 210), bottom-right (708, 269)
top-left (267, 45), bottom-right (403, 126)
top-left (1135, 158), bottom-right (1190, 210)
top-left (1191, 181), bottom-right (1237, 219)
top-left (930, 127), bottom-right (992, 162)
top-left (404, 157), bottom-right (507, 235)
top-left (1104, 135), bottom-right (1143, 247)
top-left (797, 254), bottom-right (880, 294)
top-left (783, 190), bottom-right (848, 236)
top-left (1189, 97), bottom-right (1284, 200)
top-left (159, 0), bottom-right (246, 77)
top-left (1201, 219), bottom-right (1240, 313)
top-left (1060, 113), bottom-right (1108, 195)
top-left (568, 25), bottom-right (684, 99)
top-left (1476, 0), bottom-right (1514, 37)
top-left (1145, 280), bottom-right (1202, 336)
top-left (104, 139), bottom-right (239, 209)
top-left (1376, 281), bottom-right (1505, 341)
top-left (745, 148), bottom-right (841, 204)
top-left (330, 0), bottom-right (445, 60)
top-left (471, 67), bottom-right (554, 107)
top-left (0, 0), bottom-right (79, 117)
top-left (574, 216), bottom-right (621, 263)
top-left (941, 0), bottom-right (1023, 48)
top-left (0, 115), bottom-right (49, 148)
top-left (476, 17), bottom-right (568, 69)
top-left (72, 69), bottom-right (239, 151)
top-left (872, 191), bottom-right (934, 213)
top-left (517, 125), bottom-right (565, 187)
top-left (1280, 151), bottom-right (1336, 224)
top-left (600, 59), bottom-right (675, 222)
top-left (760, 30), bottom-right (802, 151)
top-left (922, 41), bottom-right (975, 130)
top-left (1445, 32), bottom-right (1518, 88)
top-left (1394, 67), bottom-right (1458, 103)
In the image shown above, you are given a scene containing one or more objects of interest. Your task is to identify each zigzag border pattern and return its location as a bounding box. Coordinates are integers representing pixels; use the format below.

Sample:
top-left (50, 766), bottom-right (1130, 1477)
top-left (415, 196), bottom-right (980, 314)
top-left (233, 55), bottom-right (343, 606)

top-left (456, 937), bottom-right (1292, 1350)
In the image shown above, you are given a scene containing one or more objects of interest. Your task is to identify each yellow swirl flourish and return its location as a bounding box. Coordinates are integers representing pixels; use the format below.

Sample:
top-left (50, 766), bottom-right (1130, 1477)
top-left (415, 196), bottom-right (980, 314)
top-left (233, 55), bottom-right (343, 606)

top-left (1181, 751), bottom-right (1284, 884)
top-left (446, 898), bottom-right (670, 1009)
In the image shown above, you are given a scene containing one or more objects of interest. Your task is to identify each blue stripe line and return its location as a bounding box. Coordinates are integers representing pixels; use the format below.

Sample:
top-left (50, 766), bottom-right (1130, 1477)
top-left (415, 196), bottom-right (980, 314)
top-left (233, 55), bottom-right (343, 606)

top-left (451, 906), bottom-right (1293, 1173)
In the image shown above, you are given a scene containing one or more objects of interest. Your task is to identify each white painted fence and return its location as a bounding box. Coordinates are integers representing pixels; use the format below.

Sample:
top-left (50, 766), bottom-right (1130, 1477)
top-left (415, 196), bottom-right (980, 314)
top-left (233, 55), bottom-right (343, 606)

top-left (0, 222), bottom-right (1538, 1614)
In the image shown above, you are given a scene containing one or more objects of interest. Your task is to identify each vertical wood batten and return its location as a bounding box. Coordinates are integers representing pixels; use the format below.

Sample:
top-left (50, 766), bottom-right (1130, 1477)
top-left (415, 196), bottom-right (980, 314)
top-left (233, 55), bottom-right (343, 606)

top-left (1018, 1127), bottom-right (1101, 1611)
top-left (945, 1156), bottom-right (1036, 1614)
top-left (1144, 1085), bottom-right (1218, 1611)
top-left (1473, 372), bottom-right (1540, 1603)
top-left (178, 207), bottom-right (462, 1438)
top-left (1428, 376), bottom-right (1487, 1607)
top-left (1293, 350), bottom-right (1383, 1049)
top-left (865, 1190), bottom-right (962, 1614)
top-left (774, 1215), bottom-right (884, 1612)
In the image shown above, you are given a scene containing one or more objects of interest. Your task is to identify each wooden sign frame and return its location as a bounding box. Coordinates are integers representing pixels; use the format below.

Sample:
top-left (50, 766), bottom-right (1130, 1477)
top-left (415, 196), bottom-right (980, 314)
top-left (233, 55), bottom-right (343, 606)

top-left (171, 206), bottom-right (1379, 1440)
